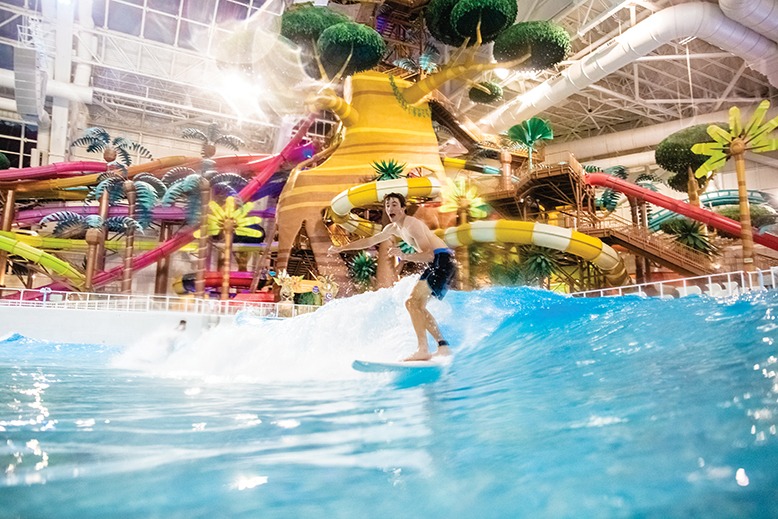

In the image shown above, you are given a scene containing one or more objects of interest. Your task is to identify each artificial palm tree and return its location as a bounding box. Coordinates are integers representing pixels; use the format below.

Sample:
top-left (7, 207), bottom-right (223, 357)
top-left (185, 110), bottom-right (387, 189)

top-left (162, 172), bottom-right (211, 297)
top-left (660, 218), bottom-right (718, 257)
top-left (439, 176), bottom-right (489, 289)
top-left (198, 196), bottom-right (264, 300)
top-left (90, 173), bottom-right (160, 292)
top-left (39, 212), bottom-right (142, 291)
top-left (691, 100), bottom-right (778, 270)
top-left (506, 117), bottom-right (553, 172)
top-left (181, 123), bottom-right (245, 158)
top-left (71, 127), bottom-right (152, 167)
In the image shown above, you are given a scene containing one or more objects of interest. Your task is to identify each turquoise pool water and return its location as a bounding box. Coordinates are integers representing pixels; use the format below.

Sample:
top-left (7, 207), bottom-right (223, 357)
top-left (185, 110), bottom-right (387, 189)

top-left (2, 279), bottom-right (778, 518)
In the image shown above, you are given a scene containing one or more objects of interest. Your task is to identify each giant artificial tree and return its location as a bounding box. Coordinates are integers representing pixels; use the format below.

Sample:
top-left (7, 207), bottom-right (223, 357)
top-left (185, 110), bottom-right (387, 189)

top-left (691, 100), bottom-right (778, 271)
top-left (655, 123), bottom-right (728, 208)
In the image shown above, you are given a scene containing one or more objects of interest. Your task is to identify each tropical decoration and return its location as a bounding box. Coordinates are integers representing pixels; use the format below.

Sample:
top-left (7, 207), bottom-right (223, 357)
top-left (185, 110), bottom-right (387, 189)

top-left (506, 117), bottom-right (553, 171)
top-left (655, 123), bottom-right (727, 207)
top-left (393, 44), bottom-right (440, 76)
top-left (199, 196), bottom-right (265, 299)
top-left (89, 174), bottom-right (160, 292)
top-left (468, 81), bottom-right (503, 104)
top-left (281, 5), bottom-right (385, 81)
top-left (691, 100), bottom-right (778, 270)
top-left (492, 20), bottom-right (571, 70)
top-left (371, 159), bottom-right (406, 181)
top-left (348, 251), bottom-right (377, 291)
top-left (275, 2), bottom-right (569, 289)
top-left (518, 245), bottom-right (562, 287)
top-left (439, 176), bottom-right (488, 289)
top-left (39, 212), bottom-right (142, 291)
top-left (71, 127), bottom-right (152, 167)
top-left (181, 123), bottom-right (245, 158)
top-left (439, 177), bottom-right (489, 221)
top-left (659, 218), bottom-right (719, 257)
top-left (715, 204), bottom-right (778, 230)
top-left (0, 152), bottom-right (10, 170)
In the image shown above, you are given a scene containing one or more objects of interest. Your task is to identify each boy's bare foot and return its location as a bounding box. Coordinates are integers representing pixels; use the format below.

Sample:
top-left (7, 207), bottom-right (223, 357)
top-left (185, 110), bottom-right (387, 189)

top-left (403, 350), bottom-right (432, 362)
top-left (434, 345), bottom-right (451, 357)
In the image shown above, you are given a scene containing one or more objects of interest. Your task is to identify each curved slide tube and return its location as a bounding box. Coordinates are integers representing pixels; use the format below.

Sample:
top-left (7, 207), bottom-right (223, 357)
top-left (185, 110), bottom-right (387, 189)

top-left (330, 176), bottom-right (442, 236)
top-left (15, 205), bottom-right (275, 225)
top-left (587, 173), bottom-right (778, 251)
top-left (5, 116), bottom-right (316, 299)
top-left (0, 234), bottom-right (84, 286)
top-left (0, 161), bottom-right (107, 183)
top-left (330, 177), bottom-right (630, 286)
top-left (648, 189), bottom-right (777, 231)
top-left (442, 220), bottom-right (630, 286)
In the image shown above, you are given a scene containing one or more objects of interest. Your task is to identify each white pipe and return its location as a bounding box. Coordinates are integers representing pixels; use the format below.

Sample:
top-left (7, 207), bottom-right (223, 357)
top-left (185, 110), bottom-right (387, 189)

top-left (719, 0), bottom-right (778, 43)
top-left (485, 2), bottom-right (778, 132)
top-left (544, 104), bottom-right (778, 161)
top-left (73, 0), bottom-right (96, 87)
top-left (0, 69), bottom-right (93, 104)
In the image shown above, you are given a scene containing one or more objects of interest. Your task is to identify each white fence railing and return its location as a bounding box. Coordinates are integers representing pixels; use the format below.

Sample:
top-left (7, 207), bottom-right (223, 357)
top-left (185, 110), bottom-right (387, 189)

top-left (571, 267), bottom-right (778, 299)
top-left (0, 288), bottom-right (319, 318)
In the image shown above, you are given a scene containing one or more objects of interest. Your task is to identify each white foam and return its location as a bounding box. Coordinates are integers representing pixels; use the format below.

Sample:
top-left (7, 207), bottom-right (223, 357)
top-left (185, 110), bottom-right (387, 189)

top-left (112, 277), bottom-right (441, 383)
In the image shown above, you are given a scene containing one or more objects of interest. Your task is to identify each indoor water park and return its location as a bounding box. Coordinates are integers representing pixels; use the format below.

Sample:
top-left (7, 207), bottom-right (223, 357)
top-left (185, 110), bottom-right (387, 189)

top-left (1, 0), bottom-right (777, 517)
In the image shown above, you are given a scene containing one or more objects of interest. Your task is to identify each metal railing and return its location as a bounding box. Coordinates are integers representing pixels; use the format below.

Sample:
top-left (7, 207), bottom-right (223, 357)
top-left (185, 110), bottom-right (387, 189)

top-left (0, 288), bottom-right (319, 318)
top-left (571, 266), bottom-right (778, 299)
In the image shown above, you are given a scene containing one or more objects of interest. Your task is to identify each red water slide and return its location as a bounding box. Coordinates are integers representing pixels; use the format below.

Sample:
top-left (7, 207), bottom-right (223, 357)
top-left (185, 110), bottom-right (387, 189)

top-left (586, 173), bottom-right (778, 251)
top-left (0, 161), bottom-right (107, 181)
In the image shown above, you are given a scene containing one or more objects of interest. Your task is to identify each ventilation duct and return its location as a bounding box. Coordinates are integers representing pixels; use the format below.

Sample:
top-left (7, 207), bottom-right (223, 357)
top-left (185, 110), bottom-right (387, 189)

top-left (719, 0), bottom-right (778, 43)
top-left (486, 2), bottom-right (778, 132)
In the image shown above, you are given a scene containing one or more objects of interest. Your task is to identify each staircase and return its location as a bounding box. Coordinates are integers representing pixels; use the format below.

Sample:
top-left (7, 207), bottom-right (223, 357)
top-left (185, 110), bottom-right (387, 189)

top-left (580, 216), bottom-right (715, 277)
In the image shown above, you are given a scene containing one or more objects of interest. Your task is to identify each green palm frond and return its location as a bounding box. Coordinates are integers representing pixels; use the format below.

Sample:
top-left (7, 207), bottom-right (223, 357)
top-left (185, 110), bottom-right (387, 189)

top-left (214, 135), bottom-right (245, 151)
top-left (162, 174), bottom-right (202, 205)
top-left (507, 117), bottom-right (554, 150)
top-left (210, 172), bottom-right (249, 189)
top-left (161, 166), bottom-right (198, 186)
top-left (40, 211), bottom-right (82, 226)
top-left (132, 174), bottom-right (167, 197)
top-left (393, 57), bottom-right (419, 72)
top-left (89, 176), bottom-right (123, 202)
top-left (419, 44), bottom-right (440, 74)
top-left (105, 216), bottom-right (143, 234)
top-left (519, 245), bottom-right (561, 285)
top-left (371, 159), bottom-right (406, 181)
top-left (660, 218), bottom-right (718, 256)
top-left (349, 251), bottom-right (377, 289)
top-left (181, 128), bottom-right (208, 142)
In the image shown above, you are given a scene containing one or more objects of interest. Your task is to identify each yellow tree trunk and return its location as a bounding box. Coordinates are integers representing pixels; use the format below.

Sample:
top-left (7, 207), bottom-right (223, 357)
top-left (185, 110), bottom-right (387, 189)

top-left (195, 178), bottom-right (211, 298)
top-left (732, 139), bottom-right (754, 271)
top-left (221, 219), bottom-right (235, 300)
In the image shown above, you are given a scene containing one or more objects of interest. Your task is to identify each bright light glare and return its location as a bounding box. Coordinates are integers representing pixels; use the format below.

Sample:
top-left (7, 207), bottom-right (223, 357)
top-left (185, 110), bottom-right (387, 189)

top-left (494, 68), bottom-right (510, 80)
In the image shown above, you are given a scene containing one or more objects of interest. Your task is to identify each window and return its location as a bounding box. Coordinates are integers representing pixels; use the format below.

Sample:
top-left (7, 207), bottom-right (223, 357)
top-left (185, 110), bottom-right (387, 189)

top-left (0, 119), bottom-right (38, 168)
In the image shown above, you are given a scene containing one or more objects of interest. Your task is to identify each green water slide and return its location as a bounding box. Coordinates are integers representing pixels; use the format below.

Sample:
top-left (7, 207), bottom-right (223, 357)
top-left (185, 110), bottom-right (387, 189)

top-left (648, 190), bottom-right (778, 231)
top-left (0, 234), bottom-right (85, 286)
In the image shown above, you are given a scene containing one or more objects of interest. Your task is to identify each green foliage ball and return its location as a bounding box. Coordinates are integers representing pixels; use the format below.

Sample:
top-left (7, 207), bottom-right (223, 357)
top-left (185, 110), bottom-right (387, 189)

top-left (450, 0), bottom-right (517, 44)
top-left (468, 81), bottom-right (503, 103)
top-left (424, 0), bottom-right (468, 47)
top-left (655, 123), bottom-right (727, 175)
top-left (493, 21), bottom-right (570, 69)
top-left (280, 5), bottom-right (349, 47)
top-left (0, 152), bottom-right (9, 170)
top-left (318, 22), bottom-right (386, 77)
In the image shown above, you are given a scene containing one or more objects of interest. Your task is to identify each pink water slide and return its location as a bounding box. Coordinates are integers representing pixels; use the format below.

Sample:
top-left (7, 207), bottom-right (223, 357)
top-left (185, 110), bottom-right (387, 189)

top-left (586, 173), bottom-right (778, 251)
top-left (0, 161), bottom-right (107, 181)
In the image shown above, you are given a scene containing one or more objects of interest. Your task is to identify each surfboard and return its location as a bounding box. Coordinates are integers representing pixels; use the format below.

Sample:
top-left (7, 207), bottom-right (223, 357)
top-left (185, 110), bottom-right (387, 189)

top-left (352, 356), bottom-right (452, 374)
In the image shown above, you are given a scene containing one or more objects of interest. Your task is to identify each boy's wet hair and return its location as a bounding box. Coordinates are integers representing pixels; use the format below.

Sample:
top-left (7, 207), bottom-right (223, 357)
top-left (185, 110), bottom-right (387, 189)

top-left (383, 192), bottom-right (406, 207)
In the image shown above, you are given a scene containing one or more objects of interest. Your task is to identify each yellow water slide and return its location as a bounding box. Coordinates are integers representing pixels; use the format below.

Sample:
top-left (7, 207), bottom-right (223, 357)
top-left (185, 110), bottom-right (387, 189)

top-left (330, 178), bottom-right (630, 286)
